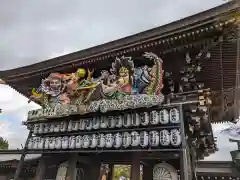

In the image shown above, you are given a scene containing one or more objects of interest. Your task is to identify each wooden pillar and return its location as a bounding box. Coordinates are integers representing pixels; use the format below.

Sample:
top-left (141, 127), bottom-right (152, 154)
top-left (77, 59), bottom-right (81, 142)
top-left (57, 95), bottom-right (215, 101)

top-left (66, 153), bottom-right (78, 180)
top-left (131, 153), bottom-right (140, 180)
top-left (143, 163), bottom-right (152, 180)
top-left (90, 161), bottom-right (101, 180)
top-left (34, 156), bottom-right (47, 180)
top-left (107, 164), bottom-right (114, 180)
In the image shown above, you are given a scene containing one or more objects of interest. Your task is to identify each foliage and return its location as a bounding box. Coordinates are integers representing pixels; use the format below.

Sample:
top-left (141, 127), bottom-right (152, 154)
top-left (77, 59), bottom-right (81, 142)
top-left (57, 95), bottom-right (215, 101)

top-left (0, 137), bottom-right (9, 150)
top-left (112, 165), bottom-right (143, 180)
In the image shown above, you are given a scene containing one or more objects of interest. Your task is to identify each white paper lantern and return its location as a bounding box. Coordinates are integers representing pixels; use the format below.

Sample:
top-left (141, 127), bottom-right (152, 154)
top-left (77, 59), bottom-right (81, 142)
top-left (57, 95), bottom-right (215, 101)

top-left (100, 116), bottom-right (109, 129)
top-left (115, 116), bottom-right (123, 128)
top-left (159, 109), bottom-right (169, 124)
top-left (49, 137), bottom-right (55, 149)
top-left (39, 123), bottom-right (44, 134)
top-left (53, 123), bottom-right (60, 133)
top-left (159, 130), bottom-right (170, 146)
top-left (69, 136), bottom-right (76, 149)
top-left (71, 121), bottom-right (79, 131)
top-left (131, 131), bottom-right (140, 146)
top-left (90, 134), bottom-right (98, 148)
top-left (49, 123), bottom-right (54, 133)
top-left (108, 116), bottom-right (116, 128)
top-left (169, 108), bottom-right (180, 123)
top-left (150, 111), bottom-right (159, 125)
top-left (38, 138), bottom-right (45, 149)
top-left (76, 136), bottom-right (83, 148)
top-left (55, 137), bottom-right (62, 149)
top-left (123, 114), bottom-right (132, 127)
top-left (68, 121), bottom-right (73, 132)
top-left (85, 119), bottom-right (93, 130)
top-left (140, 131), bottom-right (149, 147)
top-left (122, 132), bottom-right (131, 148)
top-left (27, 138), bottom-right (34, 149)
top-left (44, 137), bottom-right (50, 149)
top-left (132, 113), bottom-right (141, 127)
top-left (140, 112), bottom-right (149, 126)
top-left (82, 135), bottom-right (90, 148)
top-left (105, 133), bottom-right (114, 148)
top-left (33, 124), bottom-right (40, 134)
top-left (79, 119), bottom-right (85, 130)
top-left (60, 122), bottom-right (67, 132)
top-left (113, 133), bottom-right (122, 148)
top-left (33, 137), bottom-right (39, 149)
top-left (92, 117), bottom-right (100, 129)
top-left (44, 123), bottom-right (50, 133)
top-left (62, 136), bottom-right (69, 149)
top-left (98, 134), bottom-right (105, 148)
top-left (170, 129), bottom-right (181, 146)
top-left (149, 131), bottom-right (160, 147)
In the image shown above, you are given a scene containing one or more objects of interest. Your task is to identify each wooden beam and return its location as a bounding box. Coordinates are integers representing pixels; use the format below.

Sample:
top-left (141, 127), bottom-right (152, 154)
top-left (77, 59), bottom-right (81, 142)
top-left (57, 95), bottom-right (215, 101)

top-left (131, 153), bottom-right (140, 180)
top-left (34, 156), bottom-right (47, 180)
top-left (65, 153), bottom-right (78, 180)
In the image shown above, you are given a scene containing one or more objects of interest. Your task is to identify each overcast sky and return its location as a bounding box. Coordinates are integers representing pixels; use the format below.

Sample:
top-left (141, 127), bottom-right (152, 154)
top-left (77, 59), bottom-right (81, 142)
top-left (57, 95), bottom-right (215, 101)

top-left (0, 0), bottom-right (237, 161)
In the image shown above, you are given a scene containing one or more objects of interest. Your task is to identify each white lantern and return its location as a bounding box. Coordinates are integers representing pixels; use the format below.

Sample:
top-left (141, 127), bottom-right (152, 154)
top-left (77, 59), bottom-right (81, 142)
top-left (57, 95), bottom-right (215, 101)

top-left (115, 116), bottom-right (123, 128)
top-left (39, 123), bottom-right (44, 134)
top-left (131, 131), bottom-right (140, 146)
top-left (62, 136), bottom-right (69, 149)
top-left (82, 135), bottom-right (90, 148)
top-left (43, 123), bottom-right (49, 134)
top-left (53, 123), bottom-right (60, 133)
top-left (169, 108), bottom-right (180, 123)
top-left (69, 136), bottom-right (76, 149)
top-left (159, 109), bottom-right (169, 124)
top-left (140, 112), bottom-right (149, 126)
top-left (105, 133), bottom-right (114, 148)
top-left (55, 137), bottom-right (62, 149)
top-left (33, 124), bottom-right (40, 134)
top-left (100, 116), bottom-right (109, 129)
top-left (44, 137), bottom-right (50, 149)
top-left (150, 111), bottom-right (159, 125)
top-left (108, 116), bottom-right (116, 128)
top-left (79, 119), bottom-right (85, 130)
top-left (123, 114), bottom-right (132, 127)
top-left (68, 121), bottom-right (73, 132)
top-left (71, 121), bottom-right (79, 131)
top-left (49, 123), bottom-right (54, 133)
top-left (33, 137), bottom-right (39, 149)
top-left (132, 113), bottom-right (141, 127)
top-left (170, 129), bottom-right (181, 146)
top-left (60, 122), bottom-right (67, 132)
top-left (159, 130), bottom-right (170, 146)
top-left (76, 135), bottom-right (83, 148)
top-left (92, 117), bottom-right (100, 129)
top-left (85, 119), bottom-right (93, 130)
top-left (113, 133), bottom-right (122, 148)
top-left (38, 138), bottom-right (45, 149)
top-left (49, 137), bottom-right (55, 149)
top-left (122, 132), bottom-right (131, 148)
top-left (27, 138), bottom-right (33, 149)
top-left (90, 134), bottom-right (98, 148)
top-left (98, 134), bottom-right (105, 148)
top-left (149, 131), bottom-right (160, 147)
top-left (140, 131), bottom-right (149, 147)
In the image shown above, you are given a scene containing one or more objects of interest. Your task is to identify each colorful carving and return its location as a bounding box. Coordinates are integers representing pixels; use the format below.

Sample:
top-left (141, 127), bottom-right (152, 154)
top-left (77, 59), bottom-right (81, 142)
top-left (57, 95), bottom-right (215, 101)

top-left (30, 52), bottom-right (165, 110)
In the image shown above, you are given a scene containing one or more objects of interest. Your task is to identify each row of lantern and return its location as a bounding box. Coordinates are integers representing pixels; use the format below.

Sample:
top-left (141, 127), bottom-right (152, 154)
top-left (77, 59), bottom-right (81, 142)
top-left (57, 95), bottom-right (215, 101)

top-left (27, 129), bottom-right (181, 150)
top-left (32, 108), bottom-right (180, 135)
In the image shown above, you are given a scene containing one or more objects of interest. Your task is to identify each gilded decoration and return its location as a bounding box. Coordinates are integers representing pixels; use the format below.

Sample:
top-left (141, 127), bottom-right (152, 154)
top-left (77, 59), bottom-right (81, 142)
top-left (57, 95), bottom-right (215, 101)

top-left (29, 52), bottom-right (164, 118)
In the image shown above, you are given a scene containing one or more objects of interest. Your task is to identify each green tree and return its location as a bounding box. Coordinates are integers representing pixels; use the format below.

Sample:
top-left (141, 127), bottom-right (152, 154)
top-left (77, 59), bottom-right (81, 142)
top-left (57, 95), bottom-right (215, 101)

top-left (0, 137), bottom-right (9, 150)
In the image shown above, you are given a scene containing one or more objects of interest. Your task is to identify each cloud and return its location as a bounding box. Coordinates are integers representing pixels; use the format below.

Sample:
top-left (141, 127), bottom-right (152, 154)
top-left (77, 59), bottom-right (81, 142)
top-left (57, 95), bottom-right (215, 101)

top-left (0, 85), bottom-right (40, 149)
top-left (0, 0), bottom-right (225, 70)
